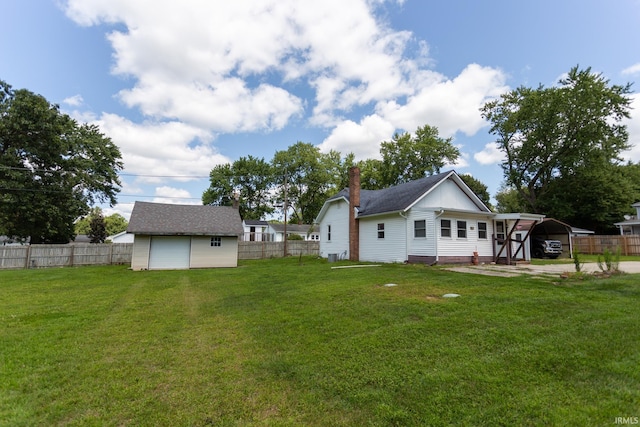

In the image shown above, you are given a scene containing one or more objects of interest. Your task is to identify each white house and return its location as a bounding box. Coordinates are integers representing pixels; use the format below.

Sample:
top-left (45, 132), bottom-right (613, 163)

top-left (107, 231), bottom-right (135, 243)
top-left (267, 223), bottom-right (319, 241)
top-left (242, 219), bottom-right (270, 241)
top-left (614, 202), bottom-right (640, 235)
top-left (315, 167), bottom-right (544, 265)
top-left (127, 202), bottom-right (243, 270)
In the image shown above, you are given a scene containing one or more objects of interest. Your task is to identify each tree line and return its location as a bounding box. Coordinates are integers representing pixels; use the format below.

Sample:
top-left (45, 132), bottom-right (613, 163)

top-left (1, 65), bottom-right (637, 243)
top-left (204, 66), bottom-right (639, 233)
top-left (0, 80), bottom-right (122, 243)
top-left (202, 124), bottom-right (471, 224)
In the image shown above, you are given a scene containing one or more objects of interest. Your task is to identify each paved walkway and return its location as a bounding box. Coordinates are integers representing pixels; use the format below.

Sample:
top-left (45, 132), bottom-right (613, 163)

top-left (445, 261), bottom-right (640, 277)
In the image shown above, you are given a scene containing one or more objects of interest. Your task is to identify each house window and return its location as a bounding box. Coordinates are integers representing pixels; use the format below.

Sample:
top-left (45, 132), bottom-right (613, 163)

top-left (327, 225), bottom-right (331, 241)
top-left (377, 223), bottom-right (385, 239)
top-left (496, 221), bottom-right (505, 241)
top-left (478, 222), bottom-right (487, 239)
top-left (414, 220), bottom-right (426, 238)
top-left (441, 219), bottom-right (451, 238)
top-left (457, 221), bottom-right (467, 238)
top-left (211, 237), bottom-right (221, 247)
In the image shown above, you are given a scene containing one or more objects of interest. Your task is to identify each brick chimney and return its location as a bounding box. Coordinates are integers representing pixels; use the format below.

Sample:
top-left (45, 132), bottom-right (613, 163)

top-left (349, 166), bottom-right (360, 261)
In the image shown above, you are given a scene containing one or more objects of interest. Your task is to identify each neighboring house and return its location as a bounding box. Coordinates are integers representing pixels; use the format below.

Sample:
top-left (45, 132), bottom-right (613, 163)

top-left (70, 234), bottom-right (92, 244)
top-left (107, 231), bottom-right (135, 243)
top-left (267, 223), bottom-right (319, 241)
top-left (127, 201), bottom-right (243, 270)
top-left (0, 236), bottom-right (27, 246)
top-left (614, 202), bottom-right (640, 235)
top-left (315, 167), bottom-right (544, 265)
top-left (242, 219), bottom-right (270, 241)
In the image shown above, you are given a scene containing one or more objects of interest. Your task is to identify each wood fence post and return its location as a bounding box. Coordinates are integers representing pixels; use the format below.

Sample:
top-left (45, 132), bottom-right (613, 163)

top-left (25, 246), bottom-right (31, 269)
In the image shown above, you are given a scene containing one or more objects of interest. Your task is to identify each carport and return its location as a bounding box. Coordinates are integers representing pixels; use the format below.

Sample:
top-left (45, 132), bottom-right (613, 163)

top-left (531, 218), bottom-right (573, 258)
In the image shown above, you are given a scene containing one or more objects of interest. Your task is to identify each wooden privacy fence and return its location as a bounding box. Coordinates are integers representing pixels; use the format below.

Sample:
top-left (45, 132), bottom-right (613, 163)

top-left (238, 241), bottom-right (319, 260)
top-left (572, 235), bottom-right (640, 256)
top-left (0, 241), bottom-right (320, 269)
top-left (0, 243), bottom-right (134, 269)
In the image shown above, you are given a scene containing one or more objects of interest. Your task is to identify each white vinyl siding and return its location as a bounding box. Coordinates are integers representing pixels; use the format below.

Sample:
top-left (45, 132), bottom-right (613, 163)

top-left (406, 209), bottom-right (436, 257)
top-left (149, 236), bottom-right (191, 269)
top-left (131, 235), bottom-right (151, 270)
top-left (360, 214), bottom-right (406, 263)
top-left (412, 178), bottom-right (486, 211)
top-left (318, 199), bottom-right (350, 259)
top-left (438, 214), bottom-right (494, 259)
top-left (190, 236), bottom-right (238, 268)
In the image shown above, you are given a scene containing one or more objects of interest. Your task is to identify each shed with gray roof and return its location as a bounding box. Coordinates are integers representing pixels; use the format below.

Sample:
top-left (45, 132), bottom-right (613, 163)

top-left (127, 201), bottom-right (243, 270)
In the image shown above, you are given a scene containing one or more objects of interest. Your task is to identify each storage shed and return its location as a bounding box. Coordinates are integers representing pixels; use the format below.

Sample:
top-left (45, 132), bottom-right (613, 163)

top-left (127, 202), bottom-right (243, 270)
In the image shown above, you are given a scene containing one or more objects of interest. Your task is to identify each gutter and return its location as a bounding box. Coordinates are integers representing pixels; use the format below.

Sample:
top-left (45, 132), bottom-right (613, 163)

top-left (434, 209), bottom-right (446, 264)
top-left (399, 211), bottom-right (408, 261)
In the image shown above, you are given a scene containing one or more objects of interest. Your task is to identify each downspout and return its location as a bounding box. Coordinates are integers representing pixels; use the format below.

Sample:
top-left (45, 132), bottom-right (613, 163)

top-left (399, 211), bottom-right (408, 262)
top-left (434, 209), bottom-right (445, 264)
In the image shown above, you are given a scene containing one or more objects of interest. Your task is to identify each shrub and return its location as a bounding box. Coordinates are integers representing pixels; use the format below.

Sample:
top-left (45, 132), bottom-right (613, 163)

top-left (572, 248), bottom-right (583, 273)
top-left (597, 247), bottom-right (621, 274)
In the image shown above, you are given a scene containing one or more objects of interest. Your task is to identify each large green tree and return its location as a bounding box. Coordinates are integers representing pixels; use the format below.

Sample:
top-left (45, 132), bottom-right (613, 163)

top-left (379, 124), bottom-right (460, 187)
top-left (459, 174), bottom-right (493, 211)
top-left (481, 66), bottom-right (632, 222)
top-left (272, 142), bottom-right (350, 224)
top-left (202, 155), bottom-right (274, 220)
top-left (0, 81), bottom-right (122, 243)
top-left (75, 207), bottom-right (128, 237)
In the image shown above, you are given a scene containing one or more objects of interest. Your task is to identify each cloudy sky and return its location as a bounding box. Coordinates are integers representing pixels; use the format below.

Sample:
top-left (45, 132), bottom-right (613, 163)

top-left (3, 0), bottom-right (640, 219)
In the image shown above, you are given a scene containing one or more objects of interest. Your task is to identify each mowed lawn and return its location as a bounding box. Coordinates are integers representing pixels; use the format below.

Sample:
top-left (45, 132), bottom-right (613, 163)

top-left (1, 257), bottom-right (639, 426)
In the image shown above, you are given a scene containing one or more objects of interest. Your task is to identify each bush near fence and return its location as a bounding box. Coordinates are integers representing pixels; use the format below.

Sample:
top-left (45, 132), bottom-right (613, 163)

top-left (0, 241), bottom-right (320, 269)
top-left (572, 235), bottom-right (640, 256)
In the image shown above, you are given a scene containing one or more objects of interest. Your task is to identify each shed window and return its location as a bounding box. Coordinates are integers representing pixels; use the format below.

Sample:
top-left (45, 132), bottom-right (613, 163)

top-left (457, 221), bottom-right (467, 238)
top-left (441, 219), bottom-right (451, 238)
top-left (211, 237), bottom-right (221, 247)
top-left (414, 220), bottom-right (426, 238)
top-left (478, 222), bottom-right (487, 239)
top-left (377, 223), bottom-right (385, 239)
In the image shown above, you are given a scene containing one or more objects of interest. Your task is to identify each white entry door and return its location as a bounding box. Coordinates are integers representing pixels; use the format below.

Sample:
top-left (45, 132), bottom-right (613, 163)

top-left (149, 236), bottom-right (191, 269)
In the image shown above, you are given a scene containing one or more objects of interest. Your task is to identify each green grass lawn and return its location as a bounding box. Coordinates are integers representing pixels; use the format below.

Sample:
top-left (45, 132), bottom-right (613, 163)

top-left (1, 257), bottom-right (639, 426)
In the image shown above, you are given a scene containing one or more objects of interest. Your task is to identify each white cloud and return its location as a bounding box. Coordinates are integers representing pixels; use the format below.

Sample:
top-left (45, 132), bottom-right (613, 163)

top-left (318, 114), bottom-right (395, 159)
top-left (377, 64), bottom-right (508, 138)
top-left (155, 186), bottom-right (192, 198)
top-left (474, 142), bottom-right (505, 165)
top-left (622, 63), bottom-right (640, 76)
top-left (94, 113), bottom-right (230, 182)
top-left (622, 93), bottom-right (640, 163)
top-left (63, 0), bottom-right (506, 137)
top-left (62, 94), bottom-right (84, 106)
top-left (62, 0), bottom-right (510, 206)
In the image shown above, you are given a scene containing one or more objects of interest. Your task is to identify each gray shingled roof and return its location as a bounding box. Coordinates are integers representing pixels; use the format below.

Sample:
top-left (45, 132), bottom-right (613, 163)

top-left (127, 202), bottom-right (243, 236)
top-left (328, 172), bottom-right (453, 217)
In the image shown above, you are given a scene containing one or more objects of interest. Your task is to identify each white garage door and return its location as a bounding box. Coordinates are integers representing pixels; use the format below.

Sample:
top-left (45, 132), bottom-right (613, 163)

top-left (149, 236), bottom-right (191, 269)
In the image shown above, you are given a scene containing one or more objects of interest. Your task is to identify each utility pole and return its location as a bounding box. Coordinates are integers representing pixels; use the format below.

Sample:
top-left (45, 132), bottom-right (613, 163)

top-left (283, 173), bottom-right (288, 257)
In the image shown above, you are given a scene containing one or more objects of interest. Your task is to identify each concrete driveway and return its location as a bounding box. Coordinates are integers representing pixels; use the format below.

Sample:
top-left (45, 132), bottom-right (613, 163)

top-left (445, 261), bottom-right (640, 277)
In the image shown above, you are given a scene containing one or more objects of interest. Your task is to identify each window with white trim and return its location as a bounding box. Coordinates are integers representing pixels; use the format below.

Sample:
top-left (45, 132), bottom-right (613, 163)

top-left (327, 225), bottom-right (331, 241)
top-left (478, 222), bottom-right (487, 239)
top-left (211, 237), bottom-right (221, 247)
top-left (377, 223), bottom-right (385, 239)
top-left (414, 220), bottom-right (426, 238)
top-left (457, 220), bottom-right (467, 238)
top-left (441, 219), bottom-right (451, 238)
